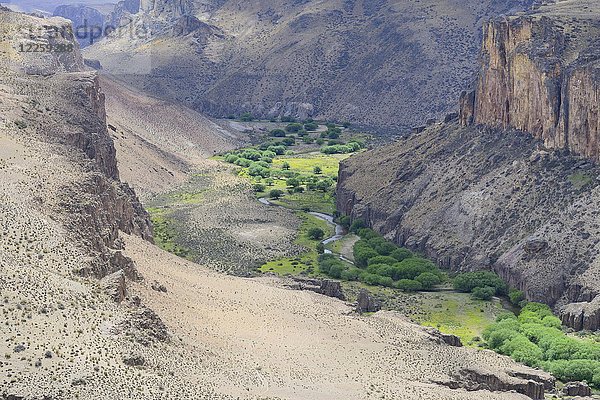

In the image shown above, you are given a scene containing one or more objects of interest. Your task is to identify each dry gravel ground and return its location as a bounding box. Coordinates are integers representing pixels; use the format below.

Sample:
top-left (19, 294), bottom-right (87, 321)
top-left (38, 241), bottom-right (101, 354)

top-left (123, 232), bottom-right (543, 400)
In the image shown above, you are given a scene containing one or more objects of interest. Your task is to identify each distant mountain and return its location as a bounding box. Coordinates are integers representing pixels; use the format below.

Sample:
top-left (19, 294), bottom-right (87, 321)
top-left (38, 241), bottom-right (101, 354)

top-left (86, 0), bottom-right (539, 134)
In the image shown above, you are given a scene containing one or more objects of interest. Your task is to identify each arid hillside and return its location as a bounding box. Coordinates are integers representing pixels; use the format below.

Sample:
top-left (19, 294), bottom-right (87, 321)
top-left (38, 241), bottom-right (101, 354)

top-left (84, 0), bottom-right (538, 133)
top-left (337, 0), bottom-right (600, 331)
top-left (0, 9), bottom-right (558, 400)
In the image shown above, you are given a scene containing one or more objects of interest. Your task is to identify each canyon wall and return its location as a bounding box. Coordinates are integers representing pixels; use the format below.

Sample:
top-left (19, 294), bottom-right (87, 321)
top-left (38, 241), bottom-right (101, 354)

top-left (0, 10), bottom-right (152, 278)
top-left (462, 11), bottom-right (600, 160)
top-left (338, 1), bottom-right (600, 330)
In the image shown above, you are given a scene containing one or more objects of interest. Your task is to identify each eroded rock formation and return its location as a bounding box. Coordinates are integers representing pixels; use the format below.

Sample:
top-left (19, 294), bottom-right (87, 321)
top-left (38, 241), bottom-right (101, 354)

top-left (463, 4), bottom-right (600, 161)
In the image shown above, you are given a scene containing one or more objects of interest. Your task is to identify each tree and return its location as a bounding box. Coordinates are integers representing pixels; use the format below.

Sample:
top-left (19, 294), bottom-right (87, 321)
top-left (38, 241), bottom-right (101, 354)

top-left (253, 183), bottom-right (266, 192)
top-left (307, 227), bottom-right (325, 241)
top-left (269, 189), bottom-right (284, 199)
top-left (240, 112), bottom-right (254, 122)
top-left (472, 286), bottom-right (496, 300)
top-left (390, 248), bottom-right (412, 261)
top-left (285, 123), bottom-right (303, 133)
top-left (304, 122), bottom-right (319, 131)
top-left (415, 272), bottom-right (441, 290)
top-left (453, 271), bottom-right (507, 295)
top-left (270, 129), bottom-right (286, 137)
top-left (313, 166), bottom-right (322, 174)
top-left (282, 162), bottom-right (291, 170)
top-left (286, 177), bottom-right (301, 188)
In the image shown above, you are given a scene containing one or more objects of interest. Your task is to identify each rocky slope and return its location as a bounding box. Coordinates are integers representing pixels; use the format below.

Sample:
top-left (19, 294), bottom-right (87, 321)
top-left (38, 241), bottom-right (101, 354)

top-left (85, 0), bottom-right (538, 133)
top-left (337, 0), bottom-right (600, 331)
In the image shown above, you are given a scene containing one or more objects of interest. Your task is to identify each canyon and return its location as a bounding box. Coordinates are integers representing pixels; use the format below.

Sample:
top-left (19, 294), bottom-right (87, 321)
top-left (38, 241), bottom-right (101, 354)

top-left (0, 7), bottom-right (559, 400)
top-left (338, 0), bottom-right (600, 331)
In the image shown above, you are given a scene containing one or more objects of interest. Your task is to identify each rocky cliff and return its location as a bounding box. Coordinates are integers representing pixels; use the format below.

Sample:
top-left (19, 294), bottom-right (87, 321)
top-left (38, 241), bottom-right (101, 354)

top-left (0, 9), bottom-right (152, 278)
top-left (337, 0), bottom-right (600, 331)
top-left (462, 1), bottom-right (600, 160)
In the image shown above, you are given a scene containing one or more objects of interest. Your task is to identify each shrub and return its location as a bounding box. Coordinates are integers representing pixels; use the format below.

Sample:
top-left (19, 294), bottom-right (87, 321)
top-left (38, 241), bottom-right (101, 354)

top-left (500, 335), bottom-right (543, 367)
top-left (313, 166), bottom-right (322, 174)
top-left (253, 183), bottom-right (266, 192)
top-left (472, 286), bottom-right (496, 300)
top-left (543, 359), bottom-right (600, 384)
top-left (304, 122), bottom-right (319, 131)
top-left (415, 272), bottom-right (441, 290)
top-left (269, 189), bottom-right (284, 199)
top-left (340, 268), bottom-right (361, 281)
top-left (267, 145), bottom-right (286, 155)
top-left (307, 227), bottom-right (325, 241)
top-left (240, 112), bottom-right (254, 121)
top-left (509, 289), bottom-right (525, 305)
top-left (281, 115), bottom-right (295, 122)
top-left (270, 129), bottom-right (286, 137)
top-left (395, 279), bottom-right (423, 292)
top-left (285, 123), bottom-right (303, 133)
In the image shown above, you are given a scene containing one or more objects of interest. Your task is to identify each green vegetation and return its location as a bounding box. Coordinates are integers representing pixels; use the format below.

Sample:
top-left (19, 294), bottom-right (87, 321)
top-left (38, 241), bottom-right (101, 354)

top-left (569, 172), bottom-right (593, 189)
top-left (220, 132), bottom-right (358, 213)
top-left (483, 303), bottom-right (600, 387)
top-left (318, 226), bottom-right (446, 291)
top-left (146, 207), bottom-right (192, 259)
top-left (411, 292), bottom-right (506, 345)
top-left (259, 212), bottom-right (334, 275)
top-left (453, 271), bottom-right (508, 299)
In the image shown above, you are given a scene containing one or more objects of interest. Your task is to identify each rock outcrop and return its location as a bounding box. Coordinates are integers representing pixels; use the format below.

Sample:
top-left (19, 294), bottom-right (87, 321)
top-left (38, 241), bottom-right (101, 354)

top-left (442, 367), bottom-right (555, 400)
top-left (560, 297), bottom-right (600, 331)
top-left (463, 2), bottom-right (600, 161)
top-left (562, 381), bottom-right (592, 397)
top-left (356, 289), bottom-right (381, 313)
top-left (287, 277), bottom-right (345, 300)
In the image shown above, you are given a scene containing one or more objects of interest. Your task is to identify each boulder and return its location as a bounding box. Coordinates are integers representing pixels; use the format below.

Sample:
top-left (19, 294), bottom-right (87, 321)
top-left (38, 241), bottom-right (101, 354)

top-left (356, 289), bottom-right (381, 313)
top-left (100, 269), bottom-right (127, 303)
top-left (426, 328), bottom-right (462, 347)
top-left (562, 381), bottom-right (592, 397)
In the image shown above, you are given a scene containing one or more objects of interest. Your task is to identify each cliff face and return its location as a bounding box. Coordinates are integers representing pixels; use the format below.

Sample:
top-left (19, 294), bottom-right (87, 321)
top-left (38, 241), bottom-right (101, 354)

top-left (463, 6), bottom-right (600, 160)
top-left (0, 10), bottom-right (152, 278)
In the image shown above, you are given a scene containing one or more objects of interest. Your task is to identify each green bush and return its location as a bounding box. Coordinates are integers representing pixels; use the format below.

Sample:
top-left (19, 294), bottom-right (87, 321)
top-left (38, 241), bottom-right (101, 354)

top-left (367, 255), bottom-right (397, 266)
top-left (270, 129), bottom-right (286, 137)
top-left (395, 279), bottom-right (423, 292)
top-left (453, 271), bottom-right (507, 295)
top-left (390, 248), bottom-right (412, 261)
top-left (509, 289), bottom-right (525, 305)
top-left (354, 244), bottom-right (379, 268)
top-left (269, 189), bottom-right (284, 199)
top-left (285, 123), bottom-right (303, 133)
top-left (415, 272), bottom-right (441, 290)
top-left (307, 227), bottom-right (325, 241)
top-left (240, 112), bottom-right (254, 122)
top-left (304, 122), bottom-right (319, 131)
top-left (472, 286), bottom-right (496, 300)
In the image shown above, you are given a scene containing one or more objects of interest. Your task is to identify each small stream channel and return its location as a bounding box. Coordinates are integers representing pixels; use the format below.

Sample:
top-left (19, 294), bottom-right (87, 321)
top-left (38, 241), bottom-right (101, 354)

top-left (258, 197), bottom-right (353, 263)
